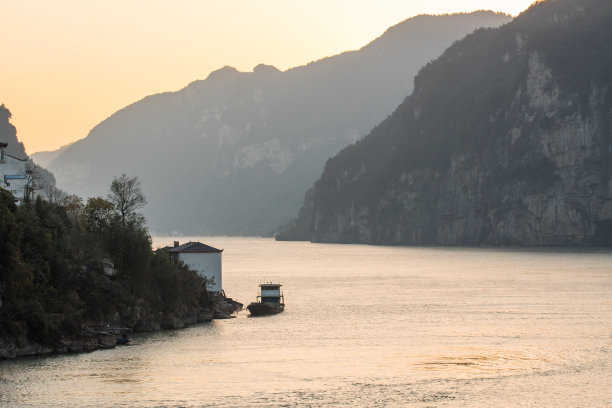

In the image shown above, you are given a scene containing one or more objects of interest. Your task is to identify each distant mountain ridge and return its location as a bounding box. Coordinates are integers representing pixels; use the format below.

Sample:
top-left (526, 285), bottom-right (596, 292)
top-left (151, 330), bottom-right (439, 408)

top-left (278, 0), bottom-right (612, 246)
top-left (45, 11), bottom-right (511, 235)
top-left (31, 143), bottom-right (73, 168)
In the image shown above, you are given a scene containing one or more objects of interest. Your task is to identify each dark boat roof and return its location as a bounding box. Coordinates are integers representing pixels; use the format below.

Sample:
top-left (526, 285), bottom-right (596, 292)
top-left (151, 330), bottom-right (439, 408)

top-left (167, 241), bottom-right (223, 253)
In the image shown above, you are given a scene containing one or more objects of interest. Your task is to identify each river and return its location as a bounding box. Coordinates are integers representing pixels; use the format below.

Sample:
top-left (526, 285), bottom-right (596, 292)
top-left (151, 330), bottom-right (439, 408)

top-left (1, 237), bottom-right (610, 407)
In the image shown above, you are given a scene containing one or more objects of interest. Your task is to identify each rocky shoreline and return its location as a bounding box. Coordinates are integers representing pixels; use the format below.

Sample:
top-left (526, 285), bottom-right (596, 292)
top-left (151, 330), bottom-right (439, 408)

top-left (0, 295), bottom-right (243, 360)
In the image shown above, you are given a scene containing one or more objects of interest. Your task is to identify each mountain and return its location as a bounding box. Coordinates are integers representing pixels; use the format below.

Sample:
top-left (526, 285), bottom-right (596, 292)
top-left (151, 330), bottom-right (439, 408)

top-left (278, 0), bottom-right (612, 246)
top-left (44, 12), bottom-right (510, 235)
top-left (30, 143), bottom-right (73, 168)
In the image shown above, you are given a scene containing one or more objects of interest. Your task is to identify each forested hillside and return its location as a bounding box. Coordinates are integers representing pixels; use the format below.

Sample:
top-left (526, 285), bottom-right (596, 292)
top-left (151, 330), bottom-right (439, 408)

top-left (0, 176), bottom-right (213, 359)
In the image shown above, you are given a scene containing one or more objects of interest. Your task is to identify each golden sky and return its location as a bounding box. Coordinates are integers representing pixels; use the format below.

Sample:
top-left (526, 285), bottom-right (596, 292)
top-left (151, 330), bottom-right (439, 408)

top-left (1, 0), bottom-right (535, 154)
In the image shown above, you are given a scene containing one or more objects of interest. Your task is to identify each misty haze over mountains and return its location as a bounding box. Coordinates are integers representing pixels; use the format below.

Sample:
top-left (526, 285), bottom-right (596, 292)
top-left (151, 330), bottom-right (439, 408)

top-left (36, 11), bottom-right (510, 236)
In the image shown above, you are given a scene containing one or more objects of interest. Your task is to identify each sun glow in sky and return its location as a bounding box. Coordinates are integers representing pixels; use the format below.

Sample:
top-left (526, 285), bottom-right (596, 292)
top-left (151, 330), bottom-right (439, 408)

top-left (1, 0), bottom-right (535, 154)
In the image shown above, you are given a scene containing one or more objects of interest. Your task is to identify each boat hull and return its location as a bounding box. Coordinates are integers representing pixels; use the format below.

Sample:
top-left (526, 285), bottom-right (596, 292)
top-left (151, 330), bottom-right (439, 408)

top-left (247, 302), bottom-right (284, 316)
top-left (96, 332), bottom-right (116, 349)
top-left (116, 337), bottom-right (131, 345)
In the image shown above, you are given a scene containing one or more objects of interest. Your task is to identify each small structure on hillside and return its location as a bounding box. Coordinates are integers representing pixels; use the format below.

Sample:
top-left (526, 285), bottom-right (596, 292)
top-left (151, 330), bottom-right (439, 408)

top-left (0, 141), bottom-right (27, 200)
top-left (102, 258), bottom-right (117, 277)
top-left (168, 241), bottom-right (223, 293)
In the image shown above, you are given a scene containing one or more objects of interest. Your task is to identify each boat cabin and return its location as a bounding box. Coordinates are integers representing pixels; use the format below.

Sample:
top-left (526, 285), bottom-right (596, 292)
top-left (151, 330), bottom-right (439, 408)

top-left (258, 283), bottom-right (284, 305)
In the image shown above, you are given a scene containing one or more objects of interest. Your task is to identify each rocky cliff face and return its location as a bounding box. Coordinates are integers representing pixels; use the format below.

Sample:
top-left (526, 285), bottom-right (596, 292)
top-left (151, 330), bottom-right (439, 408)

top-left (44, 12), bottom-right (510, 235)
top-left (0, 304), bottom-right (215, 359)
top-left (280, 0), bottom-right (612, 246)
top-left (0, 104), bottom-right (56, 196)
top-left (0, 104), bottom-right (27, 158)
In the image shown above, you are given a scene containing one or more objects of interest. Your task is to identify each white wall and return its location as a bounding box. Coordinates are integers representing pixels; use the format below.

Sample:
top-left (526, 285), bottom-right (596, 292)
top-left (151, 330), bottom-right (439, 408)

top-left (0, 155), bottom-right (27, 199)
top-left (179, 252), bottom-right (222, 292)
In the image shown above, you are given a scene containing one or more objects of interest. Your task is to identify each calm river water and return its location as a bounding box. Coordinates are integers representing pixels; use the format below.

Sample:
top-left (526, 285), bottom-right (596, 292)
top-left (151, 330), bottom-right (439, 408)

top-left (1, 237), bottom-right (611, 407)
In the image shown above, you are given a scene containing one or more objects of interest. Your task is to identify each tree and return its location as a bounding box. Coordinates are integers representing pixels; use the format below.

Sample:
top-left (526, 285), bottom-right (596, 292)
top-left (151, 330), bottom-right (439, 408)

top-left (0, 104), bottom-right (11, 121)
top-left (0, 188), bottom-right (31, 309)
top-left (107, 174), bottom-right (147, 229)
top-left (84, 197), bottom-right (114, 234)
top-left (106, 175), bottom-right (150, 314)
top-left (24, 161), bottom-right (43, 201)
top-left (62, 194), bottom-right (83, 226)
top-left (43, 185), bottom-right (67, 204)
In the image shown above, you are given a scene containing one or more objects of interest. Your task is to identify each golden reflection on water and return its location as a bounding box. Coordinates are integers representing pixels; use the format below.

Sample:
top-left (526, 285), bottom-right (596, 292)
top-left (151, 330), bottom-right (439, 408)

top-left (414, 349), bottom-right (554, 374)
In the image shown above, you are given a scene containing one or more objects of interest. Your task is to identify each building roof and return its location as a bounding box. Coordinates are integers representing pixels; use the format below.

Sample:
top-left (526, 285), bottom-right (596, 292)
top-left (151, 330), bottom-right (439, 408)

top-left (167, 241), bottom-right (223, 253)
top-left (0, 142), bottom-right (27, 161)
top-left (260, 283), bottom-right (282, 287)
top-left (5, 153), bottom-right (27, 161)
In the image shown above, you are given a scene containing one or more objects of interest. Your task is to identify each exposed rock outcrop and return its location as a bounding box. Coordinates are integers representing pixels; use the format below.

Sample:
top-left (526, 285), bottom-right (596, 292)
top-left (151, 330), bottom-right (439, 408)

top-left (0, 330), bottom-right (99, 359)
top-left (0, 104), bottom-right (27, 158)
top-left (0, 301), bottom-right (222, 359)
top-left (279, 0), bottom-right (612, 246)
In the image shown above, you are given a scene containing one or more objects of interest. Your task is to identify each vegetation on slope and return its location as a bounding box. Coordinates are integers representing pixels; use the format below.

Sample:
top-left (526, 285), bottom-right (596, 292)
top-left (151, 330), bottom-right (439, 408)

top-left (0, 175), bottom-right (212, 356)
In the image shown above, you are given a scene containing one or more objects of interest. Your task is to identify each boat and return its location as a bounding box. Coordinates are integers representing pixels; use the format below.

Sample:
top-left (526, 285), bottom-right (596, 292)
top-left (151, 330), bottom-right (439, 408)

top-left (116, 333), bottom-right (131, 345)
top-left (97, 326), bottom-right (132, 347)
top-left (96, 331), bottom-right (116, 349)
top-left (247, 283), bottom-right (285, 316)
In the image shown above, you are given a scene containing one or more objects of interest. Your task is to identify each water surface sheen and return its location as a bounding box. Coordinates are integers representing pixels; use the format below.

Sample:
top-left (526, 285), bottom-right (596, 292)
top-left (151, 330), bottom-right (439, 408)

top-left (1, 238), bottom-right (610, 407)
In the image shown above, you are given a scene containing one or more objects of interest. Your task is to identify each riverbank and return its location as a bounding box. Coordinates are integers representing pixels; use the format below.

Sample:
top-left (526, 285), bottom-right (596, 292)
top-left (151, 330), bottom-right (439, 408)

top-left (0, 294), bottom-right (242, 360)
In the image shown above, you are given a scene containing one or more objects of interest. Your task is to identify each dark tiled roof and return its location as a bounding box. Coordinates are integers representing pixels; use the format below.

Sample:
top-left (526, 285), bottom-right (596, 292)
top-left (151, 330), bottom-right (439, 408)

top-left (167, 241), bottom-right (223, 253)
top-left (0, 142), bottom-right (27, 161)
top-left (5, 153), bottom-right (27, 161)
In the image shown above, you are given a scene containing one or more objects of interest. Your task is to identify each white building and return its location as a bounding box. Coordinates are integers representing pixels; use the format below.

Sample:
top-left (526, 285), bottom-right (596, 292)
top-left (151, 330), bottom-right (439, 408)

top-left (0, 141), bottom-right (28, 200)
top-left (168, 241), bottom-right (223, 292)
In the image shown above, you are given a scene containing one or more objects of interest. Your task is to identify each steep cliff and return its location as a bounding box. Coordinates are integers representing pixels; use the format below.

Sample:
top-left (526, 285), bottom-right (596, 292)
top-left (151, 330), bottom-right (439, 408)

top-left (0, 104), bottom-right (56, 196)
top-left (44, 12), bottom-right (510, 235)
top-left (279, 0), bottom-right (612, 246)
top-left (0, 104), bottom-right (27, 158)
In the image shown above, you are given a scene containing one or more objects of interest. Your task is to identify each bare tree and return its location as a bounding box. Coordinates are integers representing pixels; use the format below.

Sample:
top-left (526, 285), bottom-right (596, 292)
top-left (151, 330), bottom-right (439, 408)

top-left (24, 161), bottom-right (44, 200)
top-left (108, 174), bottom-right (147, 228)
top-left (43, 184), bottom-right (67, 204)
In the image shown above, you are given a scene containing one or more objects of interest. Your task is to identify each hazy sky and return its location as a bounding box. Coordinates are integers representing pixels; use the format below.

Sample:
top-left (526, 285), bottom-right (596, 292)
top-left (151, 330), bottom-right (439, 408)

top-left (2, 1), bottom-right (535, 154)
